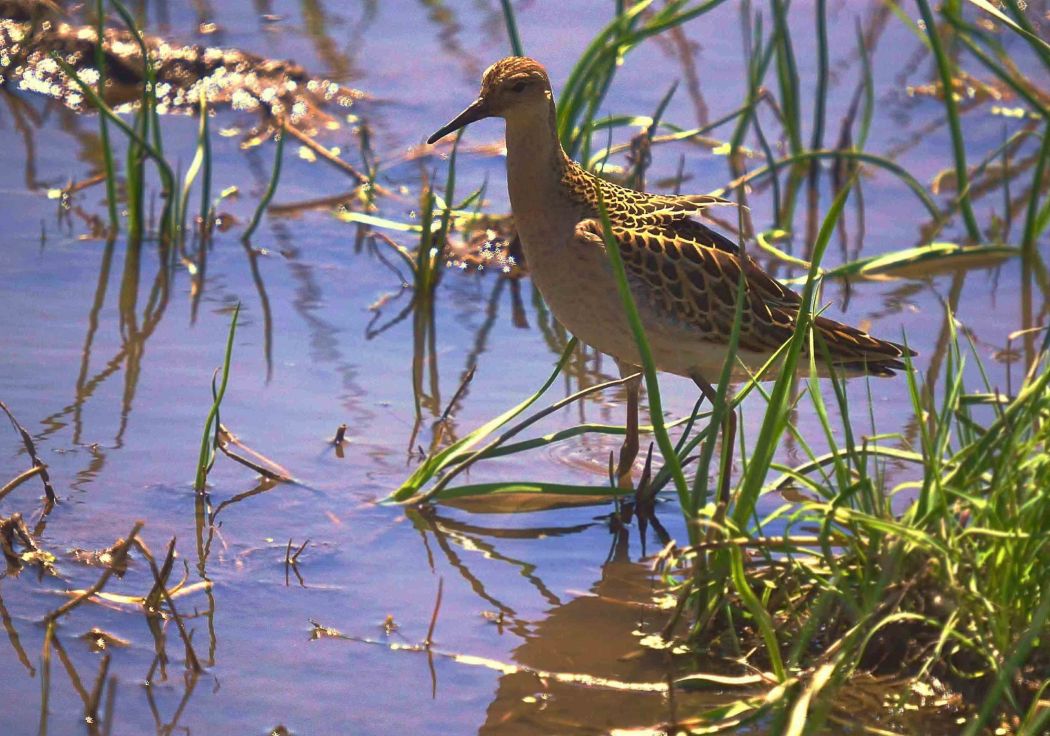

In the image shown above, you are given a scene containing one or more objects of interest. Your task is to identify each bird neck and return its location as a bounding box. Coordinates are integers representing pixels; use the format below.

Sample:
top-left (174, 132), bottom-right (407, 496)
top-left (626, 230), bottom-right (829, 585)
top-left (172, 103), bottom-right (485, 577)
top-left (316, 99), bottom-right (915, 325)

top-left (504, 95), bottom-right (573, 214)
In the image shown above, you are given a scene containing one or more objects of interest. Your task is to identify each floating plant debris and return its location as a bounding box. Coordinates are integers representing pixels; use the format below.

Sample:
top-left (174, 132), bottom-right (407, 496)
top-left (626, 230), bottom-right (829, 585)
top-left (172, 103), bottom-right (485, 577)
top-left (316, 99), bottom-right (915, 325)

top-left (445, 216), bottom-right (527, 277)
top-left (0, 17), bottom-right (365, 131)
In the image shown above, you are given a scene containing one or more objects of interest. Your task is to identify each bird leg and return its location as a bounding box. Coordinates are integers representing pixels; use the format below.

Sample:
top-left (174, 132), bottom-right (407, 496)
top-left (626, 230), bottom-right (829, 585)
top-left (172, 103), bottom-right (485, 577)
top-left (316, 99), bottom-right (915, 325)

top-left (614, 364), bottom-right (642, 490)
top-left (691, 373), bottom-right (736, 506)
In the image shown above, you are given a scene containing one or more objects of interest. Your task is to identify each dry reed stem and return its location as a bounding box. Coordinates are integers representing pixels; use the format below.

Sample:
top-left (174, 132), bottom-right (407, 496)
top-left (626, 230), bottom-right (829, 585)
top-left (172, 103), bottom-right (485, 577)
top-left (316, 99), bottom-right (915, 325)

top-left (439, 365), bottom-right (476, 425)
top-left (0, 465), bottom-right (44, 502)
top-left (217, 424), bottom-right (293, 482)
top-left (0, 399), bottom-right (56, 506)
top-left (424, 577), bottom-right (444, 648)
top-left (284, 538), bottom-right (309, 586)
top-left (86, 652), bottom-right (111, 732)
top-left (291, 538), bottom-right (309, 563)
top-left (62, 172), bottom-right (108, 196)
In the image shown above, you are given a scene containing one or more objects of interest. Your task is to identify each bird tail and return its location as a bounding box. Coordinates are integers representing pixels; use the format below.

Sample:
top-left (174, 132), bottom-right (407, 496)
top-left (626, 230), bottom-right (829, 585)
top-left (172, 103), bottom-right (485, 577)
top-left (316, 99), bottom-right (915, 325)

top-left (812, 315), bottom-right (916, 377)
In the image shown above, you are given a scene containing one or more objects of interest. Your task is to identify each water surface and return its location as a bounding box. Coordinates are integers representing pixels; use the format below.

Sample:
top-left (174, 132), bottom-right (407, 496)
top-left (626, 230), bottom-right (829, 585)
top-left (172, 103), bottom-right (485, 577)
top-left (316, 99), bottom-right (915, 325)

top-left (0, 2), bottom-right (1042, 734)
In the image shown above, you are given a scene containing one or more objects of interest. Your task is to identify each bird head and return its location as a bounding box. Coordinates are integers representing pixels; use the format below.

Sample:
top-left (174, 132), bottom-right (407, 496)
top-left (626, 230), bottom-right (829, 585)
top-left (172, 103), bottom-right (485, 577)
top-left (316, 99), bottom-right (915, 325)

top-left (427, 57), bottom-right (552, 144)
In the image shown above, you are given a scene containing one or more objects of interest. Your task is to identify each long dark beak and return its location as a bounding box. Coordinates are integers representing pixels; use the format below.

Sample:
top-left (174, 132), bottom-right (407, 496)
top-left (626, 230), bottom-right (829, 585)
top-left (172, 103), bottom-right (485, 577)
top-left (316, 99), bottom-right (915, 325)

top-left (427, 97), bottom-right (490, 144)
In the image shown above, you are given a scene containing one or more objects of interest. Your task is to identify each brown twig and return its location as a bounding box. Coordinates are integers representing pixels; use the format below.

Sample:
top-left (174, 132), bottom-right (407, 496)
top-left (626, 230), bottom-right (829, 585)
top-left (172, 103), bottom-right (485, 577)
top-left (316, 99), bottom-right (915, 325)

top-left (0, 399), bottom-right (56, 507)
top-left (284, 538), bottom-right (294, 586)
top-left (49, 632), bottom-right (92, 706)
top-left (101, 674), bottom-right (117, 736)
top-left (430, 365), bottom-right (476, 449)
top-left (136, 538), bottom-right (174, 614)
top-left (282, 124), bottom-right (392, 196)
top-left (439, 365), bottom-right (476, 425)
top-left (38, 619), bottom-right (54, 736)
top-left (0, 586), bottom-right (34, 674)
top-left (63, 172), bottom-right (108, 196)
top-left (86, 653), bottom-right (111, 733)
top-left (44, 521), bottom-right (143, 623)
top-left (268, 191), bottom-right (359, 216)
top-left (424, 576), bottom-right (444, 699)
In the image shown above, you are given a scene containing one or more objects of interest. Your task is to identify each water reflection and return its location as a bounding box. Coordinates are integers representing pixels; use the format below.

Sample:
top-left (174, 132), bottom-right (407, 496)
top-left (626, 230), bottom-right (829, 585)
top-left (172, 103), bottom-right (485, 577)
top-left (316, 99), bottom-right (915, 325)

top-left (413, 505), bottom-right (586, 615)
top-left (418, 0), bottom-right (484, 83)
top-left (31, 235), bottom-right (171, 497)
top-left (477, 560), bottom-right (687, 735)
top-left (241, 240), bottom-right (276, 381)
top-left (0, 585), bottom-right (34, 675)
top-left (45, 632), bottom-right (116, 736)
top-left (145, 669), bottom-right (200, 735)
top-left (299, 0), bottom-right (370, 83)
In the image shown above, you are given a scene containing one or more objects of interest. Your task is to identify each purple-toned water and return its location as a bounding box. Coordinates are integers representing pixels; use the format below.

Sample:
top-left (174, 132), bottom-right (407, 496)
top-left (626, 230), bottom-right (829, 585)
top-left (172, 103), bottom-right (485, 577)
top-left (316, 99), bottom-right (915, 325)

top-left (0, 1), bottom-right (1041, 733)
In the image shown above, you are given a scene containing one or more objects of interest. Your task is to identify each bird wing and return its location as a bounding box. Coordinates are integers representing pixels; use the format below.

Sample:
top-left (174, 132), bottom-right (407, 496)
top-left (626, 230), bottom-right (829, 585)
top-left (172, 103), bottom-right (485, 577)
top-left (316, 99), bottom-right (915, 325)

top-left (562, 166), bottom-right (739, 251)
top-left (599, 182), bottom-right (737, 238)
top-left (574, 217), bottom-right (913, 372)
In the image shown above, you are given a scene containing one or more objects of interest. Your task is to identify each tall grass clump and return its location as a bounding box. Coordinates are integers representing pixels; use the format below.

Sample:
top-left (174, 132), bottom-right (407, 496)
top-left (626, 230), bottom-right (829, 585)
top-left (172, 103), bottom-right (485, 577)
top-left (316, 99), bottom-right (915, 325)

top-left (654, 327), bottom-right (1050, 733)
top-left (55, 1), bottom-right (223, 246)
top-left (55, 49), bottom-right (178, 241)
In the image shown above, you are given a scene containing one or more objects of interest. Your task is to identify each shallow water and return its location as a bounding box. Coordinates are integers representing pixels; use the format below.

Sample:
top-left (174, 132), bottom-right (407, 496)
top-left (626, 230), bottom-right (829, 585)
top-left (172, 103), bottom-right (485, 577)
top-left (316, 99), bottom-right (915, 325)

top-left (0, 1), bottom-right (1044, 734)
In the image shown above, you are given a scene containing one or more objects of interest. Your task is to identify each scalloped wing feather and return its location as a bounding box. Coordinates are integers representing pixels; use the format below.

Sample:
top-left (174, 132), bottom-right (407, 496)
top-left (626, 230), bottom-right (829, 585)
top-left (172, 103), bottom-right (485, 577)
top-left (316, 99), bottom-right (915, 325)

top-left (575, 218), bottom-right (913, 374)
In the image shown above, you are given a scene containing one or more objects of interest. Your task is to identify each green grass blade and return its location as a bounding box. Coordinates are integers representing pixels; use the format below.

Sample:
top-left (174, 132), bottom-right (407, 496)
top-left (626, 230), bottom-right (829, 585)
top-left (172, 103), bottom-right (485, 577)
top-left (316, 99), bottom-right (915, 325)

top-left (810, 0), bottom-right (829, 153)
top-left (916, 0), bottom-right (982, 242)
top-left (966, 0), bottom-right (1050, 56)
top-left (389, 338), bottom-right (580, 503)
top-left (51, 54), bottom-right (176, 237)
top-left (194, 303), bottom-right (240, 492)
top-left (771, 0), bottom-right (802, 154)
top-left (242, 126), bottom-right (285, 242)
top-left (594, 192), bottom-right (692, 531)
top-left (428, 481), bottom-right (631, 502)
top-left (93, 0), bottom-right (118, 233)
top-left (719, 149), bottom-right (943, 223)
top-left (733, 175), bottom-right (856, 528)
top-left (855, 19), bottom-right (875, 151)
top-left (498, 0), bottom-right (525, 57)
top-left (1021, 127), bottom-right (1050, 262)
top-left (426, 372), bottom-right (641, 498)
top-left (180, 88), bottom-right (209, 238)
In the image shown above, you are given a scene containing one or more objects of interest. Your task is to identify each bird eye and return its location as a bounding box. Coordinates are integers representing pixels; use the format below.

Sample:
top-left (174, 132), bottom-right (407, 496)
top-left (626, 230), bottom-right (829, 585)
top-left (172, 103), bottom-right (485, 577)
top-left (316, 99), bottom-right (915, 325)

top-left (511, 81), bottom-right (527, 93)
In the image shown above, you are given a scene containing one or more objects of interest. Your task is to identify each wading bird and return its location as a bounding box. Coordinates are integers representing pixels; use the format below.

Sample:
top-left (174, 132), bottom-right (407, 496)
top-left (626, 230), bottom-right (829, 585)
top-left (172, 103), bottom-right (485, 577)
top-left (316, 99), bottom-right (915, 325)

top-left (428, 57), bottom-right (912, 500)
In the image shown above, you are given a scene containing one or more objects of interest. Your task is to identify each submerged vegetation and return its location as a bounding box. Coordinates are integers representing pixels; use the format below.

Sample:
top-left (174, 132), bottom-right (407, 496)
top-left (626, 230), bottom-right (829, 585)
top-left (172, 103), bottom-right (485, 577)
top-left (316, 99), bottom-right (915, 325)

top-left (0, 0), bottom-right (1047, 733)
